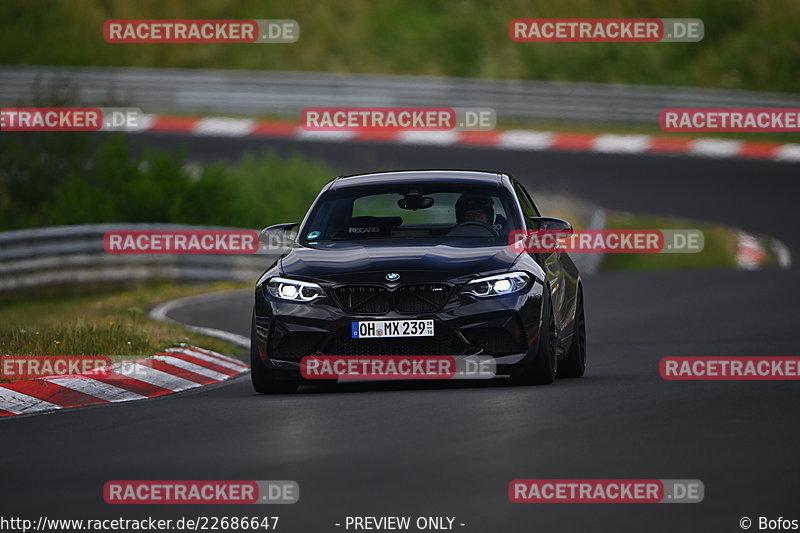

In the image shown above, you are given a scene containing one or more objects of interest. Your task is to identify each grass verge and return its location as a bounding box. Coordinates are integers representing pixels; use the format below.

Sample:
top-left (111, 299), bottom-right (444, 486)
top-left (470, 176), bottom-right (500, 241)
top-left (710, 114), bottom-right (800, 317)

top-left (601, 212), bottom-right (779, 271)
top-left (0, 281), bottom-right (247, 358)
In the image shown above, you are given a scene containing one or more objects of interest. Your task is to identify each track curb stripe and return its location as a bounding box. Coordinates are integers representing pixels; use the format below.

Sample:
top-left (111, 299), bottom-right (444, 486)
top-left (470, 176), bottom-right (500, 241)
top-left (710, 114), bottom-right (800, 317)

top-left (0, 345), bottom-right (247, 418)
top-left (147, 358), bottom-right (219, 385)
top-left (0, 380), bottom-right (105, 409)
top-left (108, 362), bottom-right (199, 391)
top-left (0, 387), bottom-right (63, 415)
top-left (166, 347), bottom-right (248, 372)
top-left (152, 355), bottom-right (233, 381)
top-left (133, 115), bottom-right (800, 162)
top-left (46, 376), bottom-right (146, 402)
top-left (189, 348), bottom-right (250, 369)
top-left (81, 369), bottom-right (175, 397)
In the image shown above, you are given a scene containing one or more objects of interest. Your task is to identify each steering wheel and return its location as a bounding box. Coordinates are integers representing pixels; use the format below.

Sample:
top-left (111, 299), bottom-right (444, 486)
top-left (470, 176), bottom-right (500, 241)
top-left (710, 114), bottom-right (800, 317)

top-left (448, 221), bottom-right (500, 237)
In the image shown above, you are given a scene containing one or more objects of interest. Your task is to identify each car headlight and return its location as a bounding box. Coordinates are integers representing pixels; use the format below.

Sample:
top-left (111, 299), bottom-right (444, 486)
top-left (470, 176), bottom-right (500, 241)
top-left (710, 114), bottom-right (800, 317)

top-left (461, 272), bottom-right (531, 298)
top-left (266, 277), bottom-right (325, 302)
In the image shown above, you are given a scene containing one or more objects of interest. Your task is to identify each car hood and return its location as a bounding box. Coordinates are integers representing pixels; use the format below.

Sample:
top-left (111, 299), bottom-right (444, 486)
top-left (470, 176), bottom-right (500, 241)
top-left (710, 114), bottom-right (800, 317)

top-left (280, 241), bottom-right (521, 283)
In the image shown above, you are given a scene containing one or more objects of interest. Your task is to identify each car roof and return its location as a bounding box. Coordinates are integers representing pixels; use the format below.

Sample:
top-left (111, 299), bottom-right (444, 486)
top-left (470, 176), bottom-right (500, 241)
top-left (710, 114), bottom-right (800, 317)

top-left (329, 170), bottom-right (507, 190)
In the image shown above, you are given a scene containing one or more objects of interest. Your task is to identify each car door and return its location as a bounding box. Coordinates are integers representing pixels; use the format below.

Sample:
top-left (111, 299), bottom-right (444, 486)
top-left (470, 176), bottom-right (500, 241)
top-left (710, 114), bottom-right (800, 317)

top-left (513, 180), bottom-right (570, 344)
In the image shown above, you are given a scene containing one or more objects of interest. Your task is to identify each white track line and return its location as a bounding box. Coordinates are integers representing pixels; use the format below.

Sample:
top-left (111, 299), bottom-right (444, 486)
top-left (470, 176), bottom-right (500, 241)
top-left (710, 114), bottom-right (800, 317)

top-left (148, 292), bottom-right (251, 349)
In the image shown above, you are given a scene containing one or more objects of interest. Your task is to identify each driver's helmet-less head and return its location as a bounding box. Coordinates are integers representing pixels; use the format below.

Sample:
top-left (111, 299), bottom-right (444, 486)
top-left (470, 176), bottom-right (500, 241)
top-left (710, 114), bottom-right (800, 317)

top-left (455, 194), bottom-right (494, 224)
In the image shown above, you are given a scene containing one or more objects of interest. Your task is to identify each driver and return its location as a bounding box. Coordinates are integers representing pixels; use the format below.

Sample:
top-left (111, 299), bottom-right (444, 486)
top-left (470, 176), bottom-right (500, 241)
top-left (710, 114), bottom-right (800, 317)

top-left (455, 194), bottom-right (494, 225)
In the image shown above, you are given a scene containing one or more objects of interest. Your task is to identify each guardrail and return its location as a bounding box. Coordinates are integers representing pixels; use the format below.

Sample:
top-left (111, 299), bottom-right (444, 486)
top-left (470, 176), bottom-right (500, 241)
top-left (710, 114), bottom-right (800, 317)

top-left (0, 224), bottom-right (280, 292)
top-left (2, 65), bottom-right (800, 125)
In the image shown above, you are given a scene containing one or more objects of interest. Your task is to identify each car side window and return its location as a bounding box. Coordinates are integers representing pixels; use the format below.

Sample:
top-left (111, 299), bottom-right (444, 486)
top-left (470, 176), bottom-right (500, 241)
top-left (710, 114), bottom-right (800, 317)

top-left (513, 181), bottom-right (540, 227)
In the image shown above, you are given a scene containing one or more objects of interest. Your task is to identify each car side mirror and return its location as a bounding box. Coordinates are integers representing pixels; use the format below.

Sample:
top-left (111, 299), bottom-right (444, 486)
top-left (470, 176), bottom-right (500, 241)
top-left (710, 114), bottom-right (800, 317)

top-left (528, 217), bottom-right (573, 236)
top-left (260, 223), bottom-right (299, 247)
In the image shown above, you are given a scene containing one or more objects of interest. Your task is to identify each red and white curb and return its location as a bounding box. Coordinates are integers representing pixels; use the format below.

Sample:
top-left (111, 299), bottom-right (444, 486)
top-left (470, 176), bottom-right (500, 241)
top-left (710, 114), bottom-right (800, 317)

top-left (0, 346), bottom-right (248, 418)
top-left (134, 115), bottom-right (800, 163)
top-left (736, 232), bottom-right (768, 270)
top-left (734, 231), bottom-right (792, 270)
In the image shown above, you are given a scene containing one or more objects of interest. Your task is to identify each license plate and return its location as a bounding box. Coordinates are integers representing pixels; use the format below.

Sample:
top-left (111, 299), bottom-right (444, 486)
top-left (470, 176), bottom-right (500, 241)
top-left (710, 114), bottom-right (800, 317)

top-left (351, 319), bottom-right (434, 338)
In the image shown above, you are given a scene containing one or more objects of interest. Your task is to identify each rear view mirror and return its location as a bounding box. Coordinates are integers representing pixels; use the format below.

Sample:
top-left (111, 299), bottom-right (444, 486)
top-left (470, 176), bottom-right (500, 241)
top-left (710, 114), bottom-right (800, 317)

top-left (398, 191), bottom-right (434, 211)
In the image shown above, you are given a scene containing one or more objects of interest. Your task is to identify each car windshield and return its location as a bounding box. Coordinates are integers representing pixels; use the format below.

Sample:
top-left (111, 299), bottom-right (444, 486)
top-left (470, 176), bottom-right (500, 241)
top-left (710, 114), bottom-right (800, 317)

top-left (299, 182), bottom-right (520, 245)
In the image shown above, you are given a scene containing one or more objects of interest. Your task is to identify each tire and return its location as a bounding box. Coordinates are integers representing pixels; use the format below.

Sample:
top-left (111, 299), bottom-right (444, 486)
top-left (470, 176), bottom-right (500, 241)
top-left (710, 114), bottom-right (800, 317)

top-left (558, 288), bottom-right (587, 378)
top-left (512, 290), bottom-right (557, 386)
top-left (250, 310), bottom-right (298, 394)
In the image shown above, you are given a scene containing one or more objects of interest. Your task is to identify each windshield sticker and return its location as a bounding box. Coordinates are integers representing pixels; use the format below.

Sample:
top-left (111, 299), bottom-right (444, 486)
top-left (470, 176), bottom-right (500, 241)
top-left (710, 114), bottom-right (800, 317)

top-left (349, 226), bottom-right (381, 234)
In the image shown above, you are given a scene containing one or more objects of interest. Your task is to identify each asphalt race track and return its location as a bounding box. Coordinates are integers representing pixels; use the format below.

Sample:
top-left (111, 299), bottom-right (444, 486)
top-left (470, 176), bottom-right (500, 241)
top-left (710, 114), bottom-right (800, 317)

top-left (3, 135), bottom-right (799, 532)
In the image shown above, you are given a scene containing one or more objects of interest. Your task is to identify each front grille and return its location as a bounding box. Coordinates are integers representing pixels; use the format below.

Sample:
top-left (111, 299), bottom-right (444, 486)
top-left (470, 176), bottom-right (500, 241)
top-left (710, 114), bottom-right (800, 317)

top-left (335, 286), bottom-right (391, 314)
top-left (335, 283), bottom-right (451, 314)
top-left (394, 284), bottom-right (450, 313)
top-left (325, 329), bottom-right (462, 356)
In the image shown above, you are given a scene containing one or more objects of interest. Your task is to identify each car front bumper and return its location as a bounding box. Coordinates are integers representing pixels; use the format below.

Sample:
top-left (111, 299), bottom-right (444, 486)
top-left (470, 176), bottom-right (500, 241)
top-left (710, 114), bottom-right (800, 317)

top-left (253, 280), bottom-right (545, 379)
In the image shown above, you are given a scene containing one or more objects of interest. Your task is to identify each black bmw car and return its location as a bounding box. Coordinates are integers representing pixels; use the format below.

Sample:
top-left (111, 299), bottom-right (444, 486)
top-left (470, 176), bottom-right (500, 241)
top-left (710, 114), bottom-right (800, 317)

top-left (251, 170), bottom-right (587, 393)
